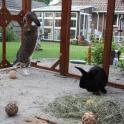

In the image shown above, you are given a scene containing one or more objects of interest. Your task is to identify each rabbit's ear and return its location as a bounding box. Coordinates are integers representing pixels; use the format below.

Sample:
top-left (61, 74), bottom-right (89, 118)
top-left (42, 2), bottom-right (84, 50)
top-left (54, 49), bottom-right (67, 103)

top-left (23, 16), bottom-right (26, 24)
top-left (30, 12), bottom-right (41, 26)
top-left (75, 66), bottom-right (87, 75)
top-left (24, 12), bottom-right (41, 26)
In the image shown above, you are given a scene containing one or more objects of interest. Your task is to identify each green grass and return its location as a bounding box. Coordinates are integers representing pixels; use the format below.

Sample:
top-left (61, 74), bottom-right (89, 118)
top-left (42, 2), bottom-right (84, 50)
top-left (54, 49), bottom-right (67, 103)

top-left (0, 41), bottom-right (88, 62)
top-left (70, 44), bottom-right (88, 60)
top-left (32, 41), bottom-right (60, 60)
top-left (0, 41), bottom-right (21, 62)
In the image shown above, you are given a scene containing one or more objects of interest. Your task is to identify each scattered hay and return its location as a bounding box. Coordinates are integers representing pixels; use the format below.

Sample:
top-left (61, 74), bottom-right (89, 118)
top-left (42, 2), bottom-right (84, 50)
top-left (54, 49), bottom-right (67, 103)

top-left (45, 95), bottom-right (124, 124)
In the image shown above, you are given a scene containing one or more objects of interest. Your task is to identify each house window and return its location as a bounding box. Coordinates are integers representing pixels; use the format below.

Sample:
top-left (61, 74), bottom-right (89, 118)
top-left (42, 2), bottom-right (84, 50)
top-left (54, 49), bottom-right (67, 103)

top-left (36, 11), bottom-right (77, 41)
top-left (70, 12), bottom-right (77, 39)
top-left (44, 19), bottom-right (53, 26)
top-left (35, 12), bottom-right (43, 25)
top-left (55, 12), bottom-right (61, 17)
top-left (44, 12), bottom-right (53, 17)
top-left (55, 20), bottom-right (61, 27)
top-left (71, 13), bottom-right (76, 18)
top-left (113, 15), bottom-right (119, 27)
top-left (54, 29), bottom-right (61, 41)
top-left (35, 12), bottom-right (41, 17)
top-left (71, 20), bottom-right (76, 27)
top-left (44, 28), bottom-right (53, 40)
top-left (54, 12), bottom-right (61, 41)
top-left (80, 15), bottom-right (84, 29)
top-left (83, 15), bottom-right (88, 38)
top-left (43, 12), bottom-right (54, 40)
top-left (80, 13), bottom-right (91, 41)
top-left (70, 30), bottom-right (76, 39)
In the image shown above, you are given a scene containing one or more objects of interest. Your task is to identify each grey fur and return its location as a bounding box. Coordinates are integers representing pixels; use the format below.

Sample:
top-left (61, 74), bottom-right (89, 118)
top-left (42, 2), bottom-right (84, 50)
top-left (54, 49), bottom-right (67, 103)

top-left (14, 12), bottom-right (40, 67)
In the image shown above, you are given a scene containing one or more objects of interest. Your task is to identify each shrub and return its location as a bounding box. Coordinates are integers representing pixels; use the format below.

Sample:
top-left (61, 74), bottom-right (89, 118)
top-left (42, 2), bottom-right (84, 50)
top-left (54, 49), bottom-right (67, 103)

top-left (118, 60), bottom-right (124, 71)
top-left (7, 25), bottom-right (18, 41)
top-left (0, 25), bottom-right (18, 42)
top-left (92, 42), bottom-right (104, 64)
top-left (91, 39), bottom-right (121, 65)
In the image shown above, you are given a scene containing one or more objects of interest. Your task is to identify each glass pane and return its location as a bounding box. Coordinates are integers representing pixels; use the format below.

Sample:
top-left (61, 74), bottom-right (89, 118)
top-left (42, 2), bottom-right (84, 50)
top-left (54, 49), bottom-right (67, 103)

top-left (84, 15), bottom-right (88, 38)
top-left (54, 29), bottom-right (60, 41)
top-left (44, 19), bottom-right (53, 26)
top-left (71, 20), bottom-right (76, 27)
top-left (71, 12), bottom-right (76, 18)
top-left (44, 28), bottom-right (53, 40)
top-left (44, 12), bottom-right (53, 17)
top-left (35, 12), bottom-right (42, 17)
top-left (80, 15), bottom-right (84, 30)
top-left (55, 20), bottom-right (61, 27)
top-left (98, 14), bottom-right (103, 31)
top-left (113, 15), bottom-right (118, 25)
top-left (70, 30), bottom-right (76, 39)
top-left (55, 12), bottom-right (61, 17)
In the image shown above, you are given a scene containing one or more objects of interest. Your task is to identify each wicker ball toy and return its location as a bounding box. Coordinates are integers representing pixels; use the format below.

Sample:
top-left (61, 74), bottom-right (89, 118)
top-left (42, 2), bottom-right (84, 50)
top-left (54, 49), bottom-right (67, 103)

top-left (5, 102), bottom-right (18, 117)
top-left (82, 112), bottom-right (97, 124)
top-left (9, 70), bottom-right (17, 79)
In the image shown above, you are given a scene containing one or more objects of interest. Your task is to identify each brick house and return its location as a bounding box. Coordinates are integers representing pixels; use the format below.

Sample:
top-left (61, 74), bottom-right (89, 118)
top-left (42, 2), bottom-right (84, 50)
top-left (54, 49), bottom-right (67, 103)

top-left (33, 0), bottom-right (124, 42)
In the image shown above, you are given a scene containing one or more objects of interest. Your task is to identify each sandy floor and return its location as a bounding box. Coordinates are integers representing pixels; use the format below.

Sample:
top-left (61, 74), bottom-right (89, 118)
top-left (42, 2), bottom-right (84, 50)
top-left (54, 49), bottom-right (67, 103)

top-left (0, 67), bottom-right (124, 124)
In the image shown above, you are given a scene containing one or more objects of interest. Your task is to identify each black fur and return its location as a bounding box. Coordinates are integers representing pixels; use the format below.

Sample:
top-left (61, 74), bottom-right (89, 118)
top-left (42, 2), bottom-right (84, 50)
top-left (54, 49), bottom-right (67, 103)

top-left (75, 66), bottom-right (108, 94)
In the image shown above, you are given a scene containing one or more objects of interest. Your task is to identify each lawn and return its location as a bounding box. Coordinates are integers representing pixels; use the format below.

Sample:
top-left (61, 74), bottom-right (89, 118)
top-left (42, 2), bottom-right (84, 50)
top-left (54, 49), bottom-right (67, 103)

top-left (0, 41), bottom-right (89, 62)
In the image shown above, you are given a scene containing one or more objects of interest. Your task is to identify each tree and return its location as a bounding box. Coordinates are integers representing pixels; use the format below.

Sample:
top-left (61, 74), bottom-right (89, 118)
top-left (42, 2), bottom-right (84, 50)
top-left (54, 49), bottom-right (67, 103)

top-left (33, 0), bottom-right (51, 4)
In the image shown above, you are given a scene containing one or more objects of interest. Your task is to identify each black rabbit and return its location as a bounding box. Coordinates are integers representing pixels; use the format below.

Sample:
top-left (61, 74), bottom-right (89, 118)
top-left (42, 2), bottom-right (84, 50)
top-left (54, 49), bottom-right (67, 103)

top-left (75, 66), bottom-right (108, 94)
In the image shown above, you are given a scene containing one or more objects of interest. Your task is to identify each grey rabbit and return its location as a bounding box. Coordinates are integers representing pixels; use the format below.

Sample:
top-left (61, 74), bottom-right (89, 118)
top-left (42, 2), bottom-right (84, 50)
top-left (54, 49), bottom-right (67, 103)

top-left (75, 66), bottom-right (108, 94)
top-left (14, 12), bottom-right (40, 67)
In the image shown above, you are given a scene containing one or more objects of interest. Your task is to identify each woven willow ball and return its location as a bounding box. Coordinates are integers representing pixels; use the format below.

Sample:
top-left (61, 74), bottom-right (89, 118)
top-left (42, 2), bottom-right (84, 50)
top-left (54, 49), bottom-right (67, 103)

top-left (82, 112), bottom-right (97, 124)
top-left (9, 70), bottom-right (17, 79)
top-left (5, 102), bottom-right (18, 117)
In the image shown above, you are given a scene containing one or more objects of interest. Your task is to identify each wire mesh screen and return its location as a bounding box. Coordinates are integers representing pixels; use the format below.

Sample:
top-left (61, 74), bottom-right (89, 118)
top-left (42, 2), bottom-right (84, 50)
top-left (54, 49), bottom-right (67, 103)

top-left (32, 41), bottom-right (60, 68)
top-left (32, 6), bottom-right (61, 68)
top-left (108, 0), bottom-right (124, 86)
top-left (67, 0), bottom-right (124, 87)
top-left (6, 21), bottom-right (21, 64)
top-left (0, 27), bottom-right (2, 62)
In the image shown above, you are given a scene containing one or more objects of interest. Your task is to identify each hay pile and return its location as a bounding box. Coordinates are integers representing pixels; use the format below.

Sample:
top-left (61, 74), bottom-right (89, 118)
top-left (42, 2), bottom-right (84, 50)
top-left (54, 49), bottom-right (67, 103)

top-left (45, 95), bottom-right (124, 124)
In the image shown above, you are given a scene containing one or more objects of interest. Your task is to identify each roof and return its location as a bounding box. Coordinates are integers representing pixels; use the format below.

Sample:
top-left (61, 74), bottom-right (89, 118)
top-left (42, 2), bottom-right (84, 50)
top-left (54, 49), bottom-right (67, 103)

top-left (90, 0), bottom-right (124, 12)
top-left (0, 0), bottom-right (46, 11)
top-left (0, 0), bottom-right (20, 10)
top-left (49, 0), bottom-right (124, 13)
top-left (31, 0), bottom-right (46, 9)
top-left (32, 5), bottom-right (94, 12)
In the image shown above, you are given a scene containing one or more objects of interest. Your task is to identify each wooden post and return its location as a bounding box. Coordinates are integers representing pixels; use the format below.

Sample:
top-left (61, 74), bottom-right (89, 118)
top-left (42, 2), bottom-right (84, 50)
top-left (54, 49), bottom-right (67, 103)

top-left (88, 44), bottom-right (91, 65)
top-left (21, 0), bottom-right (31, 42)
top-left (22, 0), bottom-right (31, 14)
top-left (2, 27), bottom-right (7, 64)
top-left (2, 0), bottom-right (5, 7)
top-left (1, 0), bottom-right (6, 65)
top-left (103, 0), bottom-right (115, 78)
top-left (60, 0), bottom-right (72, 75)
top-left (0, 0), bottom-right (11, 67)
